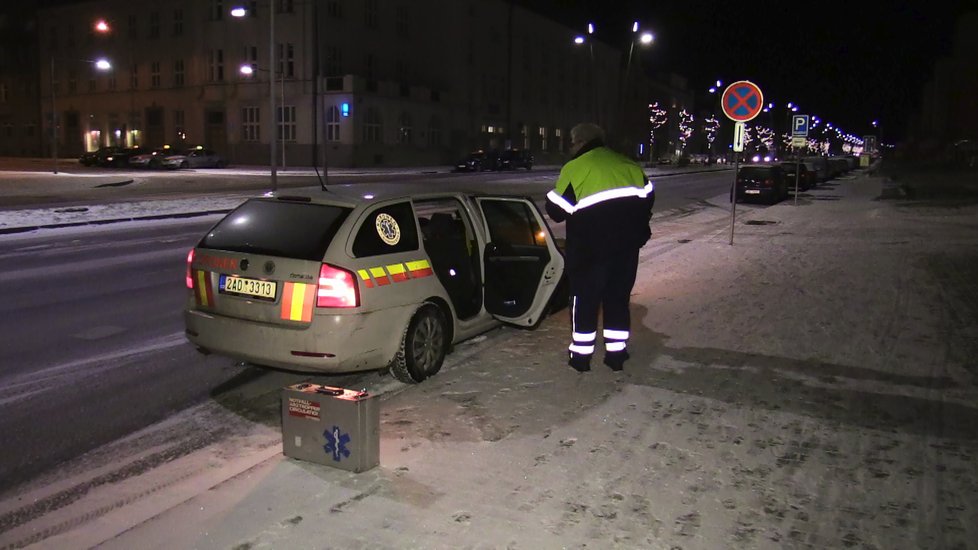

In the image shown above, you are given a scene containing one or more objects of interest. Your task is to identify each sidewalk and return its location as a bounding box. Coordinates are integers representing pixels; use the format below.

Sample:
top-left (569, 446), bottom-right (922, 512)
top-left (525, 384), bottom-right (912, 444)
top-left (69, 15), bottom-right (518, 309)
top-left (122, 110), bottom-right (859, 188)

top-left (17, 169), bottom-right (975, 549)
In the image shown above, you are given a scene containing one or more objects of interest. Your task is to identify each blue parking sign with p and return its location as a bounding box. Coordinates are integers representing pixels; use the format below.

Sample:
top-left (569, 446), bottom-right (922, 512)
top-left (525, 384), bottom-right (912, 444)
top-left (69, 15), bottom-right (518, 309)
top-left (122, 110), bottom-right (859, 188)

top-left (792, 115), bottom-right (809, 137)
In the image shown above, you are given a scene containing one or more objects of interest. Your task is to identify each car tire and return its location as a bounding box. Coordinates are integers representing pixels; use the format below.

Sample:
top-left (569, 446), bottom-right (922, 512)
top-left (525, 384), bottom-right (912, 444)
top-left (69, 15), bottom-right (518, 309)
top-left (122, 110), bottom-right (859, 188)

top-left (388, 303), bottom-right (448, 384)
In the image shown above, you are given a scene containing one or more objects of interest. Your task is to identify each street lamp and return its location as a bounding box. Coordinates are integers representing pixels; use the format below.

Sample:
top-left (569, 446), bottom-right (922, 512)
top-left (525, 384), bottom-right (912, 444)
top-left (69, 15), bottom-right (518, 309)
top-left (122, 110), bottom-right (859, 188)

top-left (50, 55), bottom-right (113, 174)
top-left (232, 4), bottom-right (276, 191)
top-left (620, 22), bottom-right (654, 150)
top-left (572, 22), bottom-right (598, 124)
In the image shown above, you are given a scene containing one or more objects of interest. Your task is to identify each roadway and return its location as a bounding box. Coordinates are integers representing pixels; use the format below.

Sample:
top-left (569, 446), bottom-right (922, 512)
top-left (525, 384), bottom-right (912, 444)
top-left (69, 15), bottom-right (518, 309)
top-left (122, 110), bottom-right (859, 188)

top-left (0, 164), bottom-right (737, 511)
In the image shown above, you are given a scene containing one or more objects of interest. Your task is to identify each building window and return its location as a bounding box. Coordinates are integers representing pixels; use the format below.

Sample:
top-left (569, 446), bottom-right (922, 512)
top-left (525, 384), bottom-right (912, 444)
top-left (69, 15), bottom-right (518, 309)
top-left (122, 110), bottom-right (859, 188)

top-left (243, 46), bottom-right (258, 76)
top-left (277, 105), bottom-right (296, 142)
top-left (209, 49), bottom-right (224, 82)
top-left (365, 0), bottom-right (379, 29)
top-left (277, 43), bottom-right (294, 78)
top-left (173, 9), bottom-right (184, 36)
top-left (395, 5), bottom-right (409, 38)
top-left (326, 105), bottom-right (340, 142)
top-left (364, 107), bottom-right (381, 143)
top-left (555, 128), bottom-right (563, 152)
top-left (242, 106), bottom-right (260, 141)
top-left (276, 0), bottom-right (294, 13)
top-left (539, 126), bottom-right (547, 151)
top-left (151, 61), bottom-right (161, 88)
top-left (174, 59), bottom-right (184, 86)
top-left (149, 12), bottom-right (160, 38)
top-left (365, 53), bottom-right (376, 82)
top-left (89, 76), bottom-right (96, 92)
top-left (397, 112), bottom-right (412, 144)
top-left (130, 63), bottom-right (138, 89)
top-left (68, 70), bottom-right (77, 93)
top-left (209, 0), bottom-right (224, 21)
top-left (325, 46), bottom-right (342, 76)
top-left (428, 116), bottom-right (442, 147)
top-left (327, 0), bottom-right (343, 18)
top-left (174, 110), bottom-right (186, 141)
top-left (128, 14), bottom-right (138, 39)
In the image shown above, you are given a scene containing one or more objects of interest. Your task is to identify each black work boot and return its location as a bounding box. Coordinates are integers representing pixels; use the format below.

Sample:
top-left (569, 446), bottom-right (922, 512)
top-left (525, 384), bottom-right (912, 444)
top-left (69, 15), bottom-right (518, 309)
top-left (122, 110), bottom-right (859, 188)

top-left (603, 350), bottom-right (630, 371)
top-left (568, 352), bottom-right (592, 372)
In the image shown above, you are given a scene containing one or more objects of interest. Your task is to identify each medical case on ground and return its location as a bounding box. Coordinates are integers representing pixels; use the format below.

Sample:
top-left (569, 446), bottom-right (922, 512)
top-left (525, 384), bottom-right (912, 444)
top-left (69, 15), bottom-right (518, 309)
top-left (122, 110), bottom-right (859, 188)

top-left (281, 383), bottom-right (379, 473)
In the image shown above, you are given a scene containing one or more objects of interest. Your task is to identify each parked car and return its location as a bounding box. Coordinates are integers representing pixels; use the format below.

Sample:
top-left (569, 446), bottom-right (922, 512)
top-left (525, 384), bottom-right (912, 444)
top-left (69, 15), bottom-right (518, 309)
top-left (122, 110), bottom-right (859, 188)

top-left (453, 150), bottom-right (497, 172)
top-left (780, 161), bottom-right (818, 191)
top-left (99, 147), bottom-right (140, 167)
top-left (497, 148), bottom-right (533, 170)
top-left (79, 146), bottom-right (121, 167)
top-left (161, 147), bottom-right (227, 169)
top-left (128, 147), bottom-right (171, 169)
top-left (735, 164), bottom-right (789, 204)
top-left (803, 156), bottom-right (831, 182)
top-left (827, 157), bottom-right (849, 179)
top-left (184, 190), bottom-right (566, 384)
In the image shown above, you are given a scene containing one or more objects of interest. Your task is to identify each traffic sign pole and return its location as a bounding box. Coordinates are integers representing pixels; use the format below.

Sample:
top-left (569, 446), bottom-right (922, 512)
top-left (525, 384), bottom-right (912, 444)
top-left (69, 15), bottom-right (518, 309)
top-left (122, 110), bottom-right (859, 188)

top-left (721, 81), bottom-right (763, 245)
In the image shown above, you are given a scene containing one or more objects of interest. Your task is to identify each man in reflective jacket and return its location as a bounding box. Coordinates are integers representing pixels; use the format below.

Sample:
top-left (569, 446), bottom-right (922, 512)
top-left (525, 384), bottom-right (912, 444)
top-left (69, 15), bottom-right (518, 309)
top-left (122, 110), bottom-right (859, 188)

top-left (545, 123), bottom-right (654, 372)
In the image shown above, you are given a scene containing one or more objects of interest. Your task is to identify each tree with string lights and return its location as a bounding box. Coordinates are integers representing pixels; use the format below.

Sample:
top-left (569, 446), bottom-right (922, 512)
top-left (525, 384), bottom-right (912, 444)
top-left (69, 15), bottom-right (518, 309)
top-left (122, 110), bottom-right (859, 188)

top-left (678, 109), bottom-right (694, 153)
top-left (648, 102), bottom-right (668, 163)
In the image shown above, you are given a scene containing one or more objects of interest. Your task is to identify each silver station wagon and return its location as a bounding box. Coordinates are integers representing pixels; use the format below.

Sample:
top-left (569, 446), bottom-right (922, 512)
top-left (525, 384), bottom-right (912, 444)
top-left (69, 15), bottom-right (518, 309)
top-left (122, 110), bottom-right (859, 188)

top-left (184, 190), bottom-right (565, 383)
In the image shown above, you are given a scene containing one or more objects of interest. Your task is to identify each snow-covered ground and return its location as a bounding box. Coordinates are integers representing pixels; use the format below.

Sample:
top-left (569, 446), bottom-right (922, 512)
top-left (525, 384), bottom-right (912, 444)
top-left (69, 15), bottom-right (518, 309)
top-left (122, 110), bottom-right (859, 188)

top-left (2, 167), bottom-right (977, 549)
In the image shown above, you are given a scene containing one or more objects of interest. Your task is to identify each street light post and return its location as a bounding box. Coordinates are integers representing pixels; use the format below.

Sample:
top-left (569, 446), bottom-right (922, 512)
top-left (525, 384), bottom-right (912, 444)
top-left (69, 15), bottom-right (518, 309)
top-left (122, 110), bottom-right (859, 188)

top-left (51, 56), bottom-right (58, 174)
top-left (49, 53), bottom-right (112, 174)
top-left (232, 4), bottom-right (276, 191)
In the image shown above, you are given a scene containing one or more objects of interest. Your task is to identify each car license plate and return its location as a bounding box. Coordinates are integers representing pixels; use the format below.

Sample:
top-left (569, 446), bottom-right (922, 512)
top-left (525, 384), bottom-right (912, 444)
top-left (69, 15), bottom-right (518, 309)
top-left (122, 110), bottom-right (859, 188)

top-left (745, 190), bottom-right (761, 195)
top-left (220, 275), bottom-right (277, 301)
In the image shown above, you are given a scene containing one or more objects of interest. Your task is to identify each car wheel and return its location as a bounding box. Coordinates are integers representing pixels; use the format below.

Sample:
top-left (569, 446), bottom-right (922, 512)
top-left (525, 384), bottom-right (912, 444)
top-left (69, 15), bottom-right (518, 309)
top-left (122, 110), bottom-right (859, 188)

top-left (388, 303), bottom-right (448, 384)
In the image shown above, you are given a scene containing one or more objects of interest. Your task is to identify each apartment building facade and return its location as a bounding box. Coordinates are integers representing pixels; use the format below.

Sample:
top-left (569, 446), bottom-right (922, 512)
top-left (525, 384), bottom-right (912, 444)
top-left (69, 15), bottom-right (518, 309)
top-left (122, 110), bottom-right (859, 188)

top-left (31, 0), bottom-right (690, 167)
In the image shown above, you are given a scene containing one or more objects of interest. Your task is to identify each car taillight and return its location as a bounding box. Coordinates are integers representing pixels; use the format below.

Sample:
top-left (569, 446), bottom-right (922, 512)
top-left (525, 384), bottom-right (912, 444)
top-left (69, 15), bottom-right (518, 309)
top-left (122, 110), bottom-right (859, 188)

top-left (316, 263), bottom-right (359, 308)
top-left (185, 249), bottom-right (195, 289)
top-left (763, 178), bottom-right (774, 187)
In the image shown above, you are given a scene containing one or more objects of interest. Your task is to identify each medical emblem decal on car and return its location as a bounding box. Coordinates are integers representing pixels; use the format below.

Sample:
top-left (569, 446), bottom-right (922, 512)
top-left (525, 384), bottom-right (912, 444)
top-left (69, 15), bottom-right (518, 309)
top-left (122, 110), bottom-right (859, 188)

top-left (375, 213), bottom-right (401, 246)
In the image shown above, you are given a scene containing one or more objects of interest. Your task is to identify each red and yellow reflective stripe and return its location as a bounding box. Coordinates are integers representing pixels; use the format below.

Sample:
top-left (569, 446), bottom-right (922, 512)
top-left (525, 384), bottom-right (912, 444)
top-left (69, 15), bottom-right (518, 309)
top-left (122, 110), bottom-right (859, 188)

top-left (369, 266), bottom-right (391, 286)
top-left (357, 260), bottom-right (433, 289)
top-left (194, 270), bottom-right (214, 307)
top-left (357, 269), bottom-right (374, 289)
top-left (280, 281), bottom-right (314, 322)
top-left (386, 262), bottom-right (408, 282)
top-left (406, 260), bottom-right (433, 278)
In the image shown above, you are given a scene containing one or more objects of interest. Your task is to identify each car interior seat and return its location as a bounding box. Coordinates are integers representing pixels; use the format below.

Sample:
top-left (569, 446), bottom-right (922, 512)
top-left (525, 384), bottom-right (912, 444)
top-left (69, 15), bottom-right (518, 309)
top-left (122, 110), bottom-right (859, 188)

top-left (423, 212), bottom-right (480, 319)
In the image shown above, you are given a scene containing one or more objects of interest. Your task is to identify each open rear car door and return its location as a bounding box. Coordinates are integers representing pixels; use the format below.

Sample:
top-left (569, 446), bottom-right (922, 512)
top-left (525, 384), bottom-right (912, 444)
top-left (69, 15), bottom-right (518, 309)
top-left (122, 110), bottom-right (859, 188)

top-left (476, 197), bottom-right (564, 327)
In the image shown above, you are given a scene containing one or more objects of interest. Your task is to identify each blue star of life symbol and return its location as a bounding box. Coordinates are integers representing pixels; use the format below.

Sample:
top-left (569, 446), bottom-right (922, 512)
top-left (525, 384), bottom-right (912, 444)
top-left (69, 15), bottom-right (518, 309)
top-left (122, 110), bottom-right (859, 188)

top-left (323, 425), bottom-right (351, 462)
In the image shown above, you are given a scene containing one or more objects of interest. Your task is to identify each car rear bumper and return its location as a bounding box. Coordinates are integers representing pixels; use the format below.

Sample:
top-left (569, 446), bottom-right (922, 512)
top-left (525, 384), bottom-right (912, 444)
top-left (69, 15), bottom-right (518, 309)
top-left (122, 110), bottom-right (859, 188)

top-left (184, 304), bottom-right (416, 373)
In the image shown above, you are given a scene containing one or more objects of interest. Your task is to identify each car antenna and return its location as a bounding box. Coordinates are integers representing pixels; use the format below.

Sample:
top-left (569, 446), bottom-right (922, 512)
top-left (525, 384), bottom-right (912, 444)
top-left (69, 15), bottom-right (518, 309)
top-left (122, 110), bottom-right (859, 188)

top-left (314, 163), bottom-right (330, 192)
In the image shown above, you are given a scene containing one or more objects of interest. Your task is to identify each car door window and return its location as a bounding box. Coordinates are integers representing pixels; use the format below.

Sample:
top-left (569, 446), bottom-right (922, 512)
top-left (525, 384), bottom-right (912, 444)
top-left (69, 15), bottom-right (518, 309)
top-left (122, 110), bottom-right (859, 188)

top-left (478, 198), bottom-right (561, 324)
top-left (415, 198), bottom-right (482, 320)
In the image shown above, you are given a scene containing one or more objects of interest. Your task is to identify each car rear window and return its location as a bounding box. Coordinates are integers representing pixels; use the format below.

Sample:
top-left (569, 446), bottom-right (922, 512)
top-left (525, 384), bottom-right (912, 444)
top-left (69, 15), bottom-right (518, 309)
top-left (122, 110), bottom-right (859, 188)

top-left (199, 199), bottom-right (352, 261)
top-left (740, 167), bottom-right (774, 177)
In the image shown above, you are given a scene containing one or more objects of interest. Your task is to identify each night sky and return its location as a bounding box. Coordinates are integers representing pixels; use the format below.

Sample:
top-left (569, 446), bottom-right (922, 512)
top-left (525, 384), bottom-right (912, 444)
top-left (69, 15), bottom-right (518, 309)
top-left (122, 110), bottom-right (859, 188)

top-left (521, 0), bottom-right (973, 142)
